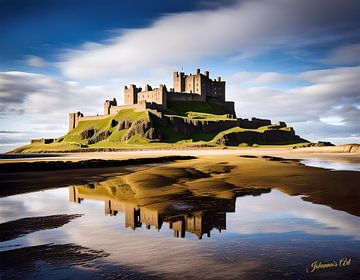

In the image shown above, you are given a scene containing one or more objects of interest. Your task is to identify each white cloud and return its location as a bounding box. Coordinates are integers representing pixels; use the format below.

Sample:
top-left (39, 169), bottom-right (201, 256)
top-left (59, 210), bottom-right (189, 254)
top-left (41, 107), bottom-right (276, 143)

top-left (25, 55), bottom-right (47, 67)
top-left (0, 71), bottom-right (118, 116)
top-left (59, 0), bottom-right (360, 80)
top-left (229, 71), bottom-right (292, 86)
top-left (227, 66), bottom-right (360, 143)
top-left (0, 71), bottom-right (121, 151)
top-left (1, 65), bottom-right (359, 150)
top-left (320, 116), bottom-right (345, 126)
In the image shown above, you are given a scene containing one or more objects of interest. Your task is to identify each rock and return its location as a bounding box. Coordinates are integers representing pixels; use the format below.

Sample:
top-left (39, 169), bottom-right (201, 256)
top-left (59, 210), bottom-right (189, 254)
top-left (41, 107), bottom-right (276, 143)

top-left (88, 130), bottom-right (111, 144)
top-left (122, 118), bottom-right (158, 141)
top-left (216, 130), bottom-right (301, 146)
top-left (118, 120), bottom-right (132, 130)
top-left (80, 128), bottom-right (97, 139)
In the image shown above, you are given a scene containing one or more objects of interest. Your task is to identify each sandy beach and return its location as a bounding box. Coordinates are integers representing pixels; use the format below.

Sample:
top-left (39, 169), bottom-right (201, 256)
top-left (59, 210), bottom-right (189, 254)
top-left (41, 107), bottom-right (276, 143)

top-left (1, 146), bottom-right (359, 279)
top-left (1, 145), bottom-right (359, 164)
top-left (1, 146), bottom-right (359, 214)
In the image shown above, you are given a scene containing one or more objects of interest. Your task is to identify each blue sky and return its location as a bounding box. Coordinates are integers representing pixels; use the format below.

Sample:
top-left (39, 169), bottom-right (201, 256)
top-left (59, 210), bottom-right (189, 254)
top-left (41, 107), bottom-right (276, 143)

top-left (1, 0), bottom-right (360, 151)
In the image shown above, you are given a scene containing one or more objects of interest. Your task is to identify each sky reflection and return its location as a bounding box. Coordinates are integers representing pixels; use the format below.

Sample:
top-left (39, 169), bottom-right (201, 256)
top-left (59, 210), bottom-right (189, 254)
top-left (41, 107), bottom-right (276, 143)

top-left (1, 184), bottom-right (360, 279)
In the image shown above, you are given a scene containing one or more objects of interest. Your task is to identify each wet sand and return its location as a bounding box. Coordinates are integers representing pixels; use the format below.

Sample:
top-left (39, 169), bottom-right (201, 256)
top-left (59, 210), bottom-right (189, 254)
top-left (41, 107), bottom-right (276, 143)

top-left (0, 156), bottom-right (194, 197)
top-left (1, 149), bottom-right (359, 280)
top-left (74, 154), bottom-right (357, 216)
top-left (1, 146), bottom-right (359, 164)
top-left (1, 149), bottom-right (359, 215)
top-left (0, 214), bottom-right (83, 242)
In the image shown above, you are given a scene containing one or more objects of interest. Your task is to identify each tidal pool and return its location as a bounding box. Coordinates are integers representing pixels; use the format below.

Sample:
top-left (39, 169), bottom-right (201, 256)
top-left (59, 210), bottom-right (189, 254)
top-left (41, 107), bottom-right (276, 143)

top-left (1, 180), bottom-right (359, 279)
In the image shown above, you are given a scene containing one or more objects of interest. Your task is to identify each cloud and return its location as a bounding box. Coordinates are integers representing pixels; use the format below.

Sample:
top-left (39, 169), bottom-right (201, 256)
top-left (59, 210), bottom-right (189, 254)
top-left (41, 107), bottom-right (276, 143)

top-left (0, 71), bottom-right (118, 116)
top-left (25, 55), bottom-right (47, 67)
top-left (59, 0), bottom-right (360, 80)
top-left (227, 66), bottom-right (360, 142)
top-left (1, 65), bottom-right (359, 149)
top-left (0, 71), bottom-right (121, 152)
top-left (228, 71), bottom-right (292, 87)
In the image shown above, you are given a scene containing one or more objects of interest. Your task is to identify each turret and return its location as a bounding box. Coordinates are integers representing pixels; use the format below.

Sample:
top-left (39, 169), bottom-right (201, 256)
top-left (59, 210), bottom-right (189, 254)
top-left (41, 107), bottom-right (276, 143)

top-left (69, 111), bottom-right (83, 131)
top-left (104, 98), bottom-right (117, 115)
top-left (173, 71), bottom-right (185, 92)
top-left (124, 84), bottom-right (140, 105)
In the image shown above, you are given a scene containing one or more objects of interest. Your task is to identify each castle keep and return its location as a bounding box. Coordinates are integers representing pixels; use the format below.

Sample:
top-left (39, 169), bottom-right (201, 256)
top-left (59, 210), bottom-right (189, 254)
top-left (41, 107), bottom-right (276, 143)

top-left (69, 69), bottom-right (234, 131)
top-left (64, 68), bottom-right (301, 147)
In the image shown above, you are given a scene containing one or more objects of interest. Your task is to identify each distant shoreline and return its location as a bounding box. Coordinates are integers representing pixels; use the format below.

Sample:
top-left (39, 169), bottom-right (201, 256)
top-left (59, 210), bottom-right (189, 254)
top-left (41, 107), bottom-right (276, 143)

top-left (0, 155), bottom-right (195, 173)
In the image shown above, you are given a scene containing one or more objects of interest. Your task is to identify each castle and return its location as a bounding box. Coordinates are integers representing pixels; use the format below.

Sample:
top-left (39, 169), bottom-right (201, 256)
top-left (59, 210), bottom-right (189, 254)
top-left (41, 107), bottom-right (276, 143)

top-left (69, 69), bottom-right (235, 131)
top-left (69, 185), bottom-right (232, 239)
top-left (65, 68), bottom-right (301, 147)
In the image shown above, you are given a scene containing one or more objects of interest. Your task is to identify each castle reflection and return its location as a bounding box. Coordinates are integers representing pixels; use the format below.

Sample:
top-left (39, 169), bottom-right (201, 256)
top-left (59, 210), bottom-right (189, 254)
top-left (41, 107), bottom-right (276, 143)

top-left (69, 185), bottom-right (235, 239)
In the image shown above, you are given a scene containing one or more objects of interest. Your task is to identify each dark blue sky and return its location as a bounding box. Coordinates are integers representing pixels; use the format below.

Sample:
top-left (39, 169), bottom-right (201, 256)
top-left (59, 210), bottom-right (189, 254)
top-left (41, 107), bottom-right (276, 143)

top-left (1, 0), bottom-right (359, 72)
top-left (0, 0), bottom-right (234, 70)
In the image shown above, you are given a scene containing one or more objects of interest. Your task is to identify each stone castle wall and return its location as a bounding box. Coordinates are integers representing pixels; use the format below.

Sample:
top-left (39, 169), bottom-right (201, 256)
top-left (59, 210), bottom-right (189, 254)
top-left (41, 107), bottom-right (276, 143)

top-left (109, 103), bottom-right (147, 115)
top-left (79, 114), bottom-right (111, 122)
top-left (167, 91), bottom-right (205, 102)
top-left (68, 69), bottom-right (273, 133)
top-left (138, 85), bottom-right (167, 109)
top-left (172, 69), bottom-right (225, 103)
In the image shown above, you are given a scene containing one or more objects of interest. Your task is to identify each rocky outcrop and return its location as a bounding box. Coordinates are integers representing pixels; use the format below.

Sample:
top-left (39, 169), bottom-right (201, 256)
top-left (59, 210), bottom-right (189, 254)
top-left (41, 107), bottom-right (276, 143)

top-left (89, 130), bottom-right (111, 144)
top-left (78, 112), bottom-right (304, 146)
top-left (80, 128), bottom-right (97, 139)
top-left (215, 129), bottom-right (302, 145)
top-left (117, 120), bottom-right (133, 130)
top-left (121, 118), bottom-right (158, 141)
top-left (237, 118), bottom-right (271, 129)
top-left (161, 116), bottom-right (238, 137)
top-left (79, 128), bottom-right (111, 144)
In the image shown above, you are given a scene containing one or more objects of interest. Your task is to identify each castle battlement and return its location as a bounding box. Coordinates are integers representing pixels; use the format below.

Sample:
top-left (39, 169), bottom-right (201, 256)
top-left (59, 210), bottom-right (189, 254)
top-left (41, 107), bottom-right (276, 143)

top-left (69, 69), bottom-right (232, 131)
top-left (121, 68), bottom-right (226, 110)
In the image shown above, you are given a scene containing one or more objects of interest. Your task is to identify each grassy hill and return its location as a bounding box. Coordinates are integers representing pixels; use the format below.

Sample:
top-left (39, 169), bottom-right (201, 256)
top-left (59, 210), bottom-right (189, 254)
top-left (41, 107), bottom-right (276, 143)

top-left (12, 101), bottom-right (308, 153)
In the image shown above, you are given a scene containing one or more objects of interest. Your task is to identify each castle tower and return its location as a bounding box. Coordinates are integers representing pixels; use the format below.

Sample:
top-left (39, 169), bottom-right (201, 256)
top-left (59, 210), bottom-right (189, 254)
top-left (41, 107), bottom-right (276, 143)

top-left (104, 98), bottom-right (117, 115)
top-left (173, 71), bottom-right (185, 92)
top-left (69, 111), bottom-right (83, 131)
top-left (124, 84), bottom-right (141, 105)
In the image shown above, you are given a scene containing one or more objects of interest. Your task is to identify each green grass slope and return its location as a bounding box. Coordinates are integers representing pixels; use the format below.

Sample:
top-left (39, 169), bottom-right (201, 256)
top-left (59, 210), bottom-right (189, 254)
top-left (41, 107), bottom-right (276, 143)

top-left (12, 102), bottom-right (308, 153)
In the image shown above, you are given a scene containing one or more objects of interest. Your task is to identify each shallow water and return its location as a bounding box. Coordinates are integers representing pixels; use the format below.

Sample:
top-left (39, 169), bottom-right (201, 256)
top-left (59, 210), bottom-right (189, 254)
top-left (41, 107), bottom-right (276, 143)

top-left (1, 181), bottom-right (359, 279)
top-left (300, 158), bottom-right (360, 171)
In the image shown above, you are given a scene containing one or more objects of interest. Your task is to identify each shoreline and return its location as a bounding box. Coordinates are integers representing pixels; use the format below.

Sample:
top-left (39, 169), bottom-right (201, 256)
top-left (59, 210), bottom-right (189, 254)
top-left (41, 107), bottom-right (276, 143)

top-left (0, 155), bottom-right (195, 173)
top-left (0, 147), bottom-right (359, 201)
top-left (1, 145), bottom-right (359, 164)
